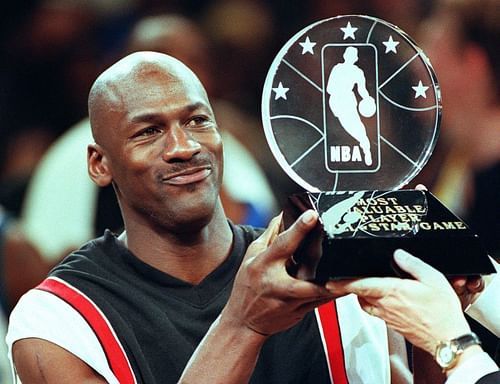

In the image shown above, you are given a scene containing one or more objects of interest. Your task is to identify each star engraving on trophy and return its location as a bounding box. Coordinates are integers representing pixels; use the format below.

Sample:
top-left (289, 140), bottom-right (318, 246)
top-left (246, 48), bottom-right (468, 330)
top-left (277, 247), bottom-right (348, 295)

top-left (412, 80), bottom-right (429, 98)
top-left (382, 35), bottom-right (400, 54)
top-left (273, 82), bottom-right (290, 100)
top-left (340, 22), bottom-right (358, 40)
top-left (299, 36), bottom-right (316, 55)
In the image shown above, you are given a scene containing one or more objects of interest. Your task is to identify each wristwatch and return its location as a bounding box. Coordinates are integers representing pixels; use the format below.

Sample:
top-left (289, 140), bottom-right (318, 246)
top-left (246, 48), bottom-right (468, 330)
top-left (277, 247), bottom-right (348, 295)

top-left (435, 332), bottom-right (481, 371)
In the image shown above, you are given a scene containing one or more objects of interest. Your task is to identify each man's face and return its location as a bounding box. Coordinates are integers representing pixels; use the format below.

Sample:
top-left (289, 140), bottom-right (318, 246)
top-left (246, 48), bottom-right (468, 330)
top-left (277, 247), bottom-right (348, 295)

top-left (100, 69), bottom-right (223, 232)
top-left (344, 47), bottom-right (358, 64)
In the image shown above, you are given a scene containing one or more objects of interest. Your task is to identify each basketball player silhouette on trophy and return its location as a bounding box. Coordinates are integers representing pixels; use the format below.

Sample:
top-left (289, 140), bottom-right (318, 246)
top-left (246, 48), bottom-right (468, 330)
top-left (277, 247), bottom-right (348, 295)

top-left (327, 46), bottom-right (376, 166)
top-left (321, 191), bottom-right (364, 237)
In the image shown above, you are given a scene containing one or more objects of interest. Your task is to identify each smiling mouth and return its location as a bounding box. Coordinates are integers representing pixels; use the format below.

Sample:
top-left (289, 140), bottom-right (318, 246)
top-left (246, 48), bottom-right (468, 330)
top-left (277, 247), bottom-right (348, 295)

top-left (162, 167), bottom-right (212, 185)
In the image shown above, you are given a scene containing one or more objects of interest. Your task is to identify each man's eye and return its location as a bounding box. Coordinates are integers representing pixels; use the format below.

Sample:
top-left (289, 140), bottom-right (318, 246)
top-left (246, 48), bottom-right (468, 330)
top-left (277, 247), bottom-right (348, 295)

top-left (138, 126), bottom-right (161, 136)
top-left (187, 116), bottom-right (210, 127)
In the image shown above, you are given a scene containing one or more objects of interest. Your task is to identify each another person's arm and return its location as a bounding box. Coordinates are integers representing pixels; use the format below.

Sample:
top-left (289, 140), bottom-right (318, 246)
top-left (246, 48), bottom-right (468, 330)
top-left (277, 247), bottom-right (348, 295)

top-left (462, 259), bottom-right (500, 336)
top-left (328, 250), bottom-right (498, 384)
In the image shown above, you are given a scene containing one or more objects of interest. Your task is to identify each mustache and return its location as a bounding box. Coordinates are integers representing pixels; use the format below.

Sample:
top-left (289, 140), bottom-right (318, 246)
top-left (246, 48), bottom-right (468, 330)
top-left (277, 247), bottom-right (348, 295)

top-left (155, 154), bottom-right (214, 180)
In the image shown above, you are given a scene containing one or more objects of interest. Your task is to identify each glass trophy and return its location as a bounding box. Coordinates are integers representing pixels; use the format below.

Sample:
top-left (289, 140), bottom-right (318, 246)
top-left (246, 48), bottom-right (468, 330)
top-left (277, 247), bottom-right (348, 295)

top-left (261, 15), bottom-right (495, 281)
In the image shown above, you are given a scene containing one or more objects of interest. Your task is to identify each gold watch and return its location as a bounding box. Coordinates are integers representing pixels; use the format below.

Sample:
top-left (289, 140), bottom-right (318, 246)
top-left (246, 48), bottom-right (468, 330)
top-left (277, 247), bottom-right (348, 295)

top-left (435, 332), bottom-right (481, 371)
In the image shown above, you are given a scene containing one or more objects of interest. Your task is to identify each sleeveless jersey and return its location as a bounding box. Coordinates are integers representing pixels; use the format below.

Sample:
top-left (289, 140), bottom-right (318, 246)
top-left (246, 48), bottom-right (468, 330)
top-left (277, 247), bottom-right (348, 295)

top-left (7, 223), bottom-right (389, 383)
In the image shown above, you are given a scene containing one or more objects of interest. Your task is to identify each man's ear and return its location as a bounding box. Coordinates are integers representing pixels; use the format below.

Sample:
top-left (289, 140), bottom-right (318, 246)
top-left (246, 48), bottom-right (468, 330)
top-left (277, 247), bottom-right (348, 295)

top-left (88, 143), bottom-right (112, 187)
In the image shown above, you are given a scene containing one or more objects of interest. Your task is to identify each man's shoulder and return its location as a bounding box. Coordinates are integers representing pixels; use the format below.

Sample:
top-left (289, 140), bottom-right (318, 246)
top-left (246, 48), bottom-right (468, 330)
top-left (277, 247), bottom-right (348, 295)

top-left (50, 230), bottom-right (121, 274)
top-left (7, 286), bottom-right (120, 383)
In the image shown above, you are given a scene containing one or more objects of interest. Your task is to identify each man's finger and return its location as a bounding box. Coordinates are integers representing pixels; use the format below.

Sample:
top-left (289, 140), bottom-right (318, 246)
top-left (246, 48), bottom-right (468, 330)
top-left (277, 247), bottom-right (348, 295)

top-left (251, 213), bottom-right (283, 249)
top-left (450, 277), bottom-right (467, 295)
top-left (266, 210), bottom-right (319, 262)
top-left (297, 297), bottom-right (335, 314)
top-left (284, 278), bottom-right (333, 300)
top-left (393, 249), bottom-right (446, 286)
top-left (326, 277), bottom-right (395, 299)
top-left (465, 275), bottom-right (484, 293)
top-left (324, 278), bottom-right (358, 297)
top-left (357, 296), bottom-right (380, 317)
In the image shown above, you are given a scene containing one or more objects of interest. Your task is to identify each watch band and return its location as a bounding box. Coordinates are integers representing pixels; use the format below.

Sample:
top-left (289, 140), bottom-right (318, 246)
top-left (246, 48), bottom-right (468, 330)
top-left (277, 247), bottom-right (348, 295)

top-left (454, 333), bottom-right (481, 350)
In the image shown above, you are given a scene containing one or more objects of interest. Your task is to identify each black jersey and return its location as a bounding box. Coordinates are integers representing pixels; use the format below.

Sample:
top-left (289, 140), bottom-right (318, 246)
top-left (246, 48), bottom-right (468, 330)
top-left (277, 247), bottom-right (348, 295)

top-left (9, 223), bottom-right (390, 383)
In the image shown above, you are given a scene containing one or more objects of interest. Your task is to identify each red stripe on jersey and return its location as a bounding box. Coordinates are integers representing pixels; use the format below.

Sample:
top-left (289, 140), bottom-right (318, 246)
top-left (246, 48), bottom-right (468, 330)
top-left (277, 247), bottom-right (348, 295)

top-left (37, 277), bottom-right (136, 384)
top-left (316, 301), bottom-right (349, 384)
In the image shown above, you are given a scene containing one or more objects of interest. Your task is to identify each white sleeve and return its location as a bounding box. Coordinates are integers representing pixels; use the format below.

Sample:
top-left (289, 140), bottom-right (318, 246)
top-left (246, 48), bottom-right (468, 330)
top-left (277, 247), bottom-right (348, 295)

top-left (336, 294), bottom-right (390, 383)
top-left (0, 311), bottom-right (13, 384)
top-left (465, 258), bottom-right (500, 337)
top-left (445, 352), bottom-right (498, 384)
top-left (6, 289), bottom-right (119, 384)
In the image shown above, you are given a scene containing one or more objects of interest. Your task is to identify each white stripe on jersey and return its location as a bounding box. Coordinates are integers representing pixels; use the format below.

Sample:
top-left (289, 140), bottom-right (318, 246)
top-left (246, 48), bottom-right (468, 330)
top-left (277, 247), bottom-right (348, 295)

top-left (6, 289), bottom-right (119, 384)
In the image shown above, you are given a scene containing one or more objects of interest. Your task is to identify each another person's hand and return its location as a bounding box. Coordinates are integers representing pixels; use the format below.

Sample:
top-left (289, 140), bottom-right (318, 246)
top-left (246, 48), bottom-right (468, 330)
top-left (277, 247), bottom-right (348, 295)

top-left (414, 184), bottom-right (488, 309)
top-left (449, 275), bottom-right (490, 309)
top-left (221, 210), bottom-right (339, 338)
top-left (327, 250), bottom-right (471, 356)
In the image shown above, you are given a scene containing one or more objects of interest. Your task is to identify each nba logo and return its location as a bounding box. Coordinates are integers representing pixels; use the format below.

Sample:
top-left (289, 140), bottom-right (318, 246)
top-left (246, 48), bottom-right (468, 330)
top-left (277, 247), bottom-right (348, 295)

top-left (322, 44), bottom-right (380, 173)
top-left (261, 15), bottom-right (440, 192)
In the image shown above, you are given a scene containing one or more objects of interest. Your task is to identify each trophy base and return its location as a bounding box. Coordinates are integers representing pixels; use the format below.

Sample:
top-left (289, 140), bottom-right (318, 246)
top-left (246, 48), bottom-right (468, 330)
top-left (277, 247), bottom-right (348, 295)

top-left (283, 190), bottom-right (496, 282)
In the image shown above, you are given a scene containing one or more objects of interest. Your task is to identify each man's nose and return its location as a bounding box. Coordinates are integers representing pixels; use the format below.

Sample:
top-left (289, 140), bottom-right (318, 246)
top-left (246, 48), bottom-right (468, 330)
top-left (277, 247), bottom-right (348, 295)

top-left (161, 125), bottom-right (202, 162)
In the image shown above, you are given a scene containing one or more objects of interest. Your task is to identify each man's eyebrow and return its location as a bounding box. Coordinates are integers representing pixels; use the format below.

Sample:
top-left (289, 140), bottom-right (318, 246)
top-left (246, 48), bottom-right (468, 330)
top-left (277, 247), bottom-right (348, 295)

top-left (130, 113), bottom-right (163, 124)
top-left (129, 102), bottom-right (209, 124)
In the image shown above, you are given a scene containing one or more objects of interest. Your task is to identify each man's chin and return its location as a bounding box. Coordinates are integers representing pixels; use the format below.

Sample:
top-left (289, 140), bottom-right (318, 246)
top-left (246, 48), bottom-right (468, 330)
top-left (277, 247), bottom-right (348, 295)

top-left (166, 211), bottom-right (215, 235)
top-left (162, 195), bottom-right (219, 230)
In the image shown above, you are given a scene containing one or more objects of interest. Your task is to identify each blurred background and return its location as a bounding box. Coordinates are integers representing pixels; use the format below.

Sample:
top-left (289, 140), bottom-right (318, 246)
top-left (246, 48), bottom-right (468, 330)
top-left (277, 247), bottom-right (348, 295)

top-left (0, 0), bottom-right (499, 381)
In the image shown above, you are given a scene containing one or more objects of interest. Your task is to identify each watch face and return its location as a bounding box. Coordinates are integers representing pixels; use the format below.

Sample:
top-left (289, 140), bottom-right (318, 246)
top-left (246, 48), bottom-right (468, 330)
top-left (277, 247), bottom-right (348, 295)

top-left (262, 15), bottom-right (441, 192)
top-left (437, 345), bottom-right (454, 366)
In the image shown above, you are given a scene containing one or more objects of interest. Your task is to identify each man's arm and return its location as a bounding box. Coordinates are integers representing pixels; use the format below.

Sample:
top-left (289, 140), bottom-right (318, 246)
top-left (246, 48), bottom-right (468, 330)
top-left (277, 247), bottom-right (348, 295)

top-left (355, 69), bottom-right (370, 100)
top-left (327, 250), bottom-right (498, 384)
top-left (179, 211), bottom-right (339, 383)
top-left (13, 338), bottom-right (107, 383)
top-left (8, 288), bottom-right (122, 383)
top-left (463, 259), bottom-right (500, 336)
top-left (330, 250), bottom-right (474, 355)
top-left (179, 315), bottom-right (267, 383)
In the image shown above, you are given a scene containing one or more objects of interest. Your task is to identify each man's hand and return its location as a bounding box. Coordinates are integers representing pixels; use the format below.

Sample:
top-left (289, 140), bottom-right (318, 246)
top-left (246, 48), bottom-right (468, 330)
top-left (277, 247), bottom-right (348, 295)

top-left (180, 210), bottom-right (341, 383)
top-left (450, 275), bottom-right (488, 309)
top-left (221, 210), bottom-right (338, 337)
top-left (414, 183), bottom-right (488, 310)
top-left (327, 250), bottom-right (471, 356)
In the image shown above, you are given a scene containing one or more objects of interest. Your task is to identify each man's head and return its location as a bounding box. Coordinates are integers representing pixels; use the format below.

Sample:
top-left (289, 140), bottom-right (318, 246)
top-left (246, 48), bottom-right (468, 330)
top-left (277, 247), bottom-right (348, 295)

top-left (87, 51), bottom-right (223, 233)
top-left (343, 47), bottom-right (358, 64)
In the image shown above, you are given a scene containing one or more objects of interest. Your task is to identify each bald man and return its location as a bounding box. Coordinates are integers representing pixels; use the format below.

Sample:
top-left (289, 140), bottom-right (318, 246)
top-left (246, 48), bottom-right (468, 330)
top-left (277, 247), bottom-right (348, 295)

top-left (7, 52), bottom-right (410, 383)
top-left (20, 14), bottom-right (276, 266)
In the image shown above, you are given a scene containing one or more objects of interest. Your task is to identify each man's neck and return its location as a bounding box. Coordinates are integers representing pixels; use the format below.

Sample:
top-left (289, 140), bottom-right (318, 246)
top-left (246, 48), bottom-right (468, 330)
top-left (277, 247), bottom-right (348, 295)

top-left (120, 205), bottom-right (233, 285)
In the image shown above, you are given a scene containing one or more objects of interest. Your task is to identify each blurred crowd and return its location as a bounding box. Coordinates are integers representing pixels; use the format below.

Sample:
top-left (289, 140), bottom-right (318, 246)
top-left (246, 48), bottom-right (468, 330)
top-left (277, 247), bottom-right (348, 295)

top-left (0, 0), bottom-right (499, 381)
